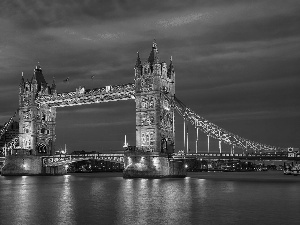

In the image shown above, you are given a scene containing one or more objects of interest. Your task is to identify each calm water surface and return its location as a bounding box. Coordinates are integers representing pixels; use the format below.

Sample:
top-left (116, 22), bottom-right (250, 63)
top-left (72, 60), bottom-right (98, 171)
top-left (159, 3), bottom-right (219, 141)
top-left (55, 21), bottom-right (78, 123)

top-left (0, 171), bottom-right (299, 225)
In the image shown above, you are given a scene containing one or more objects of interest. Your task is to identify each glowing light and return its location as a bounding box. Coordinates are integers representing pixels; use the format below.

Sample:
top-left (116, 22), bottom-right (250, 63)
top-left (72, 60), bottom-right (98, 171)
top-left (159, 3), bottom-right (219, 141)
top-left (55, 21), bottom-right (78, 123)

top-left (185, 164), bottom-right (188, 168)
top-left (163, 105), bottom-right (170, 111)
top-left (123, 135), bottom-right (128, 148)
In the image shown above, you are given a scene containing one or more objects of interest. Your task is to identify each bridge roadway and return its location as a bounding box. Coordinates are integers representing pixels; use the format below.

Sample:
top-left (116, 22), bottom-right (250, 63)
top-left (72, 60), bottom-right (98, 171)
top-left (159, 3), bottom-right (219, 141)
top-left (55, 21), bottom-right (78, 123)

top-left (42, 152), bottom-right (300, 167)
top-left (42, 153), bottom-right (125, 167)
top-left (1, 152), bottom-right (298, 168)
top-left (179, 153), bottom-right (300, 161)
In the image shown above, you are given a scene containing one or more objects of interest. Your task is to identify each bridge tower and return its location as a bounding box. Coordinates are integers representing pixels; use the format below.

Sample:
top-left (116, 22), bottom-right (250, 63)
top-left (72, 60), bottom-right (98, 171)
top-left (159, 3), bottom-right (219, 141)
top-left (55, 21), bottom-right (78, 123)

top-left (18, 64), bottom-right (56, 156)
top-left (124, 41), bottom-right (185, 178)
top-left (135, 41), bottom-right (175, 153)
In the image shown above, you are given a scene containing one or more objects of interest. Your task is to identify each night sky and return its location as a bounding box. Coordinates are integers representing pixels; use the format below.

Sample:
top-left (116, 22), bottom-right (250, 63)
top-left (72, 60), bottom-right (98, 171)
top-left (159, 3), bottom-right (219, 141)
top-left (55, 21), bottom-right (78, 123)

top-left (0, 0), bottom-right (299, 153)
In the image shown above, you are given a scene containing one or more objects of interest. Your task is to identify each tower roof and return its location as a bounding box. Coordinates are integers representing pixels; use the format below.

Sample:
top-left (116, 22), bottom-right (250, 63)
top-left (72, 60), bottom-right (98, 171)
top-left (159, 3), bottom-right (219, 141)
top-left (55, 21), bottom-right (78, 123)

top-left (135, 52), bottom-right (142, 67)
top-left (19, 72), bottom-right (25, 87)
top-left (168, 56), bottom-right (174, 72)
top-left (32, 63), bottom-right (47, 91)
top-left (148, 40), bottom-right (159, 64)
top-left (51, 77), bottom-right (56, 90)
top-left (167, 56), bottom-right (174, 78)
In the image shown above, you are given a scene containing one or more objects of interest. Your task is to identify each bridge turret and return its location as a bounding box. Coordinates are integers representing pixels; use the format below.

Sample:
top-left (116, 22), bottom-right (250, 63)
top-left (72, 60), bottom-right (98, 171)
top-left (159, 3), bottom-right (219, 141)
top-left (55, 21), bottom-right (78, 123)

top-left (19, 72), bottom-right (25, 89)
top-left (168, 56), bottom-right (174, 77)
top-left (134, 52), bottom-right (142, 80)
top-left (167, 56), bottom-right (175, 95)
top-left (51, 77), bottom-right (56, 95)
top-left (32, 63), bottom-right (47, 93)
top-left (135, 51), bottom-right (142, 68)
top-left (148, 40), bottom-right (159, 66)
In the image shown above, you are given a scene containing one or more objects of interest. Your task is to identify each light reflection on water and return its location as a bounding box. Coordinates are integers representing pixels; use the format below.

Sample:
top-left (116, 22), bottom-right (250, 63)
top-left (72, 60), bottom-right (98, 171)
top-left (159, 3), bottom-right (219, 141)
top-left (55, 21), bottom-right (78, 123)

top-left (13, 176), bottom-right (30, 225)
top-left (116, 178), bottom-right (193, 225)
top-left (56, 175), bottom-right (74, 225)
top-left (0, 172), bottom-right (300, 225)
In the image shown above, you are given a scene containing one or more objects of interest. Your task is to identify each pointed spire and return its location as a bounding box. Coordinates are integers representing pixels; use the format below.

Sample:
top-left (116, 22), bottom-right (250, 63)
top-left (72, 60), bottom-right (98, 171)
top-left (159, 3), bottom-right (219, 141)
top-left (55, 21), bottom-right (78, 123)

top-left (153, 39), bottom-right (157, 49)
top-left (169, 56), bottom-right (174, 71)
top-left (36, 62), bottom-right (41, 70)
top-left (168, 56), bottom-right (174, 78)
top-left (32, 62), bottom-right (47, 91)
top-left (52, 76), bottom-right (56, 89)
top-left (20, 72), bottom-right (25, 87)
top-left (135, 51), bottom-right (141, 67)
top-left (148, 39), bottom-right (159, 64)
top-left (32, 68), bottom-right (37, 84)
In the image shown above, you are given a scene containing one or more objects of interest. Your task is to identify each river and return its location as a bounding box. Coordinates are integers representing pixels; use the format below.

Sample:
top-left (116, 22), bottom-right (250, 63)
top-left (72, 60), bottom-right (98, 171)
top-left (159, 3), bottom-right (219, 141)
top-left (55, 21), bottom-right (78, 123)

top-left (0, 171), bottom-right (299, 225)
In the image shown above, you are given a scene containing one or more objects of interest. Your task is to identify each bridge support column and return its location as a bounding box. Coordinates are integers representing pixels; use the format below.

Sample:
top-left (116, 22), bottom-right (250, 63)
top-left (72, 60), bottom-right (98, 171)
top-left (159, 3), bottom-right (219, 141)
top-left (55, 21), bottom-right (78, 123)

top-left (1, 154), bottom-right (66, 176)
top-left (231, 145), bottom-right (235, 155)
top-left (183, 119), bottom-right (186, 152)
top-left (196, 128), bottom-right (199, 153)
top-left (1, 154), bottom-right (42, 175)
top-left (208, 135), bottom-right (210, 153)
top-left (186, 131), bottom-right (189, 153)
top-left (123, 152), bottom-right (186, 178)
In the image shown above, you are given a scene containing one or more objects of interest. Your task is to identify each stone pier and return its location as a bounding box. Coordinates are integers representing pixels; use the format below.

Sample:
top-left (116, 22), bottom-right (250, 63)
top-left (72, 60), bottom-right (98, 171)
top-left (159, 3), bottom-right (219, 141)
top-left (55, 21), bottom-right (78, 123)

top-left (123, 151), bottom-right (186, 178)
top-left (1, 154), bottom-right (66, 176)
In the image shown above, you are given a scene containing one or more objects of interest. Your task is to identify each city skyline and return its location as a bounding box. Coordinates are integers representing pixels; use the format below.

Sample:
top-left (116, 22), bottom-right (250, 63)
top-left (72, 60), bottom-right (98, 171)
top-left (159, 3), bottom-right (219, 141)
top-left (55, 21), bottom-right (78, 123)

top-left (0, 0), bottom-right (300, 152)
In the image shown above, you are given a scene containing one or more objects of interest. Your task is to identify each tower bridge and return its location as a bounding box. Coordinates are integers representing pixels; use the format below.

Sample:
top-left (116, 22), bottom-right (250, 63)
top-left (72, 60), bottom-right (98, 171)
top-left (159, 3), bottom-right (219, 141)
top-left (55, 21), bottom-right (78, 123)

top-left (0, 41), bottom-right (292, 177)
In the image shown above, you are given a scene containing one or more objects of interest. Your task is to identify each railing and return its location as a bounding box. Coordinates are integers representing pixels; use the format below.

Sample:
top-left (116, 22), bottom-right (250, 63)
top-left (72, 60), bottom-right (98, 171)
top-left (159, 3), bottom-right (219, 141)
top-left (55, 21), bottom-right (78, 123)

top-left (0, 111), bottom-right (18, 139)
top-left (36, 83), bottom-right (136, 107)
top-left (164, 93), bottom-right (281, 153)
top-left (42, 153), bottom-right (125, 167)
top-left (173, 152), bottom-right (300, 159)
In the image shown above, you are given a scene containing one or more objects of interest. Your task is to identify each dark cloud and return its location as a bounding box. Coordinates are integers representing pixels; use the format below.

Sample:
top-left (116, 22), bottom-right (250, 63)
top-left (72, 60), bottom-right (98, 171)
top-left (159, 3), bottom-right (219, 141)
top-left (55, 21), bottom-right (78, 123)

top-left (1, 0), bottom-right (300, 152)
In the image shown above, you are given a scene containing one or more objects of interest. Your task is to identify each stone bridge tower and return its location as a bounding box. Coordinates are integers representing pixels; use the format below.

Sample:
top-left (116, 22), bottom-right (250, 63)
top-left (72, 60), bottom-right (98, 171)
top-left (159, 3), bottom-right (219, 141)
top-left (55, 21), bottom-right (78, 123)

top-left (19, 64), bottom-right (56, 156)
top-left (135, 41), bottom-right (175, 154)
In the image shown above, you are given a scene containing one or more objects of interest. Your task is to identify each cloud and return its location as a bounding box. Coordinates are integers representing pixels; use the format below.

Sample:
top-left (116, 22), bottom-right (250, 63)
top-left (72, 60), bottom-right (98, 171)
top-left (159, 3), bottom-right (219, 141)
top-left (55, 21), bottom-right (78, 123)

top-left (0, 0), bottom-right (300, 149)
top-left (157, 12), bottom-right (208, 28)
top-left (73, 120), bottom-right (134, 128)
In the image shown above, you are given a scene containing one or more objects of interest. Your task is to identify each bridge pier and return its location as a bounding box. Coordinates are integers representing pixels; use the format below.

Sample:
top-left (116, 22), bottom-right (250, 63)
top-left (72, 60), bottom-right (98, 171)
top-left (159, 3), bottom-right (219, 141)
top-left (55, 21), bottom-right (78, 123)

top-left (123, 151), bottom-right (186, 178)
top-left (1, 153), bottom-right (66, 176)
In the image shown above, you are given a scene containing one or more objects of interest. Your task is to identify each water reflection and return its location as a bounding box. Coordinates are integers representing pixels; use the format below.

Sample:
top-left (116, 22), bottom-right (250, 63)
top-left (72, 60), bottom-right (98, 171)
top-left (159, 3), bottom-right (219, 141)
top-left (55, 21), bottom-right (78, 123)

top-left (221, 181), bottom-right (235, 193)
top-left (117, 178), bottom-right (193, 225)
top-left (55, 175), bottom-right (75, 225)
top-left (12, 176), bottom-right (30, 225)
top-left (1, 173), bottom-right (300, 225)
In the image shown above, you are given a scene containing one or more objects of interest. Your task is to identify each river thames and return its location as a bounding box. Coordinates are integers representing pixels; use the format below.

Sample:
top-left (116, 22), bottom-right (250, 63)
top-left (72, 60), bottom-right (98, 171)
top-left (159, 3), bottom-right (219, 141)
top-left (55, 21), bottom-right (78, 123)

top-left (0, 171), bottom-right (299, 225)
